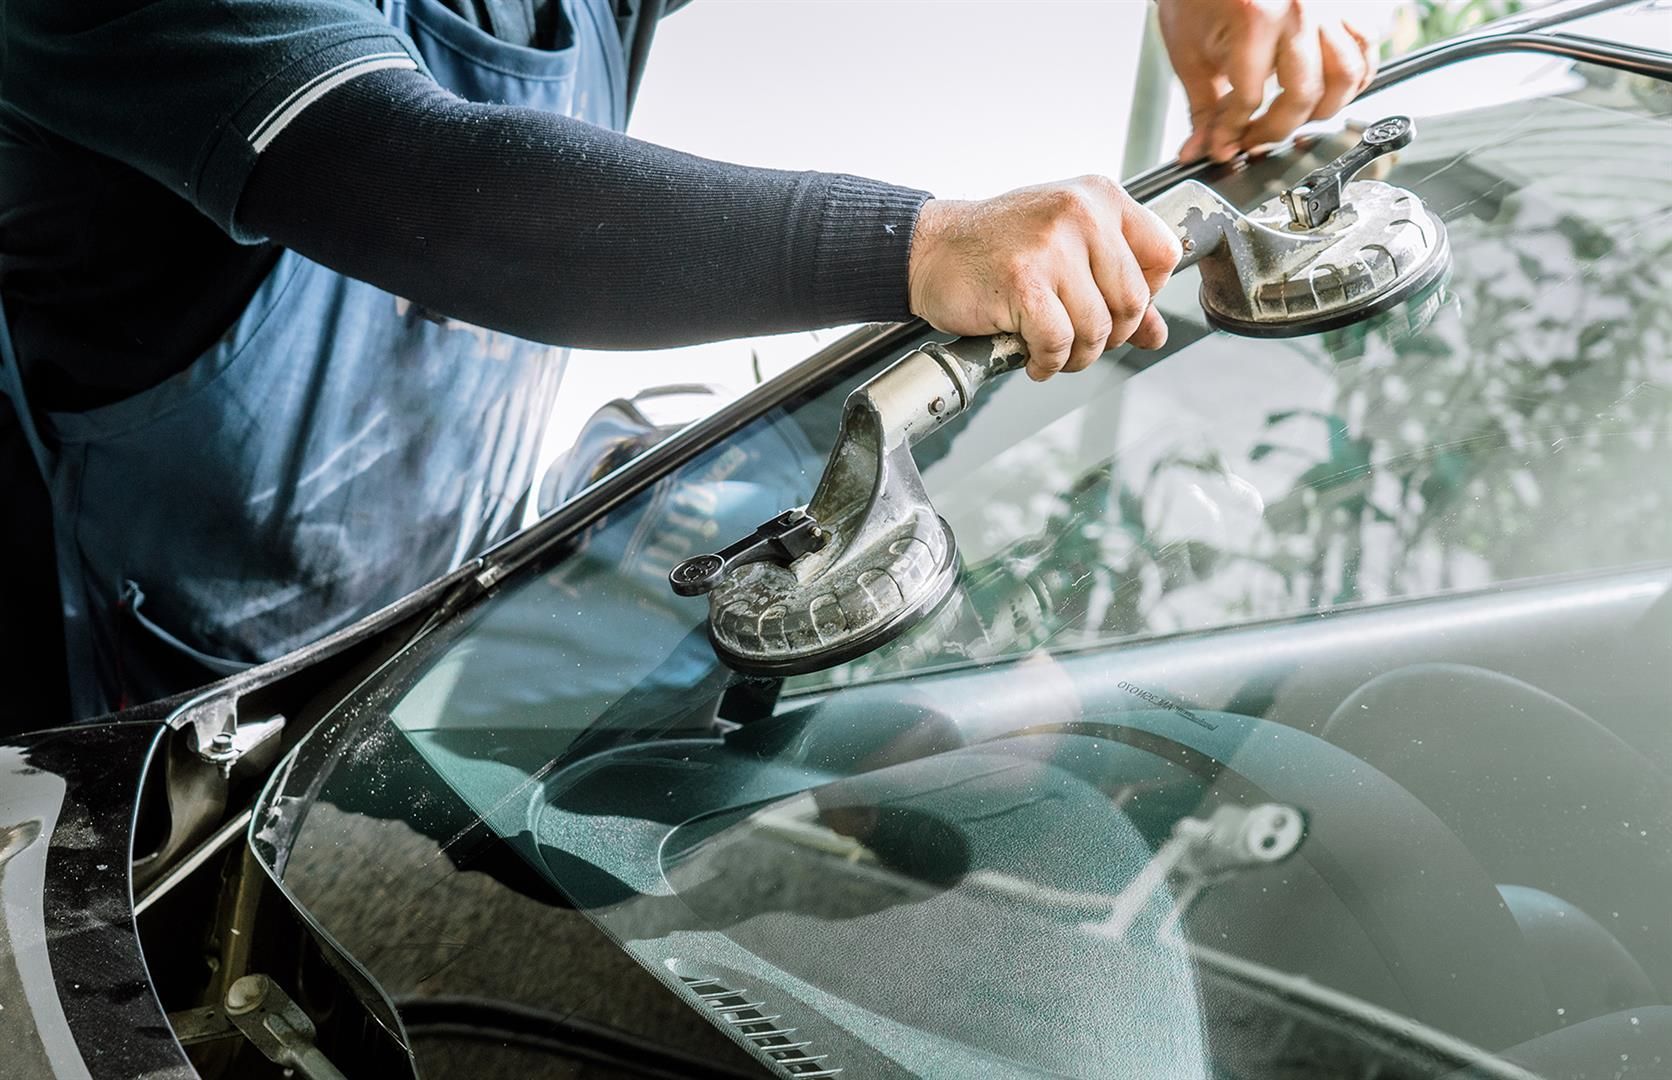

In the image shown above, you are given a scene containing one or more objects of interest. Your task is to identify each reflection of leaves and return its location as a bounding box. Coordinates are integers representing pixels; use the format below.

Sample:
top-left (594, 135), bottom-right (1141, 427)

top-left (1417, 449), bottom-right (1470, 510)
top-left (1577, 323), bottom-right (1611, 359)
top-left (1390, 0), bottom-right (1526, 57)
top-left (1557, 215), bottom-right (1616, 261)
top-left (1076, 153), bottom-right (1672, 639)
top-left (1226, 184), bottom-right (1672, 614)
top-left (1173, 540), bottom-right (1221, 580)
top-left (830, 95), bottom-right (1672, 681)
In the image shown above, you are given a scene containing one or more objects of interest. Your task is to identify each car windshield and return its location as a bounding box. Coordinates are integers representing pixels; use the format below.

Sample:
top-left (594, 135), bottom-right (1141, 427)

top-left (255, 53), bottom-right (1672, 1079)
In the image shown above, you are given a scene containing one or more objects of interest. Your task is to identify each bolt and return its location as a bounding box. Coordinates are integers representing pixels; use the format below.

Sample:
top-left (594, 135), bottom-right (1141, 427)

top-left (210, 731), bottom-right (234, 754)
top-left (1181, 237), bottom-right (1195, 254)
top-left (225, 974), bottom-right (269, 1016)
top-left (929, 396), bottom-right (946, 415)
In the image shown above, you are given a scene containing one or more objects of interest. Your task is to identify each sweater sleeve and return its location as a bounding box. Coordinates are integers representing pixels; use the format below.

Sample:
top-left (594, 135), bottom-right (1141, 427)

top-left (237, 67), bottom-right (931, 349)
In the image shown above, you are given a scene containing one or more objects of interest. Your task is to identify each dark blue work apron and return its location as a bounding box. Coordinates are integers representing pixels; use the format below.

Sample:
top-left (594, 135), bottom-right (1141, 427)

top-left (0, 0), bottom-right (627, 719)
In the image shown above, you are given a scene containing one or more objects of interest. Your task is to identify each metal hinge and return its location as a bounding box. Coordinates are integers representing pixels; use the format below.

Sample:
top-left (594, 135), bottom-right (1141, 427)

top-left (170, 974), bottom-right (347, 1080)
top-left (179, 695), bottom-right (285, 778)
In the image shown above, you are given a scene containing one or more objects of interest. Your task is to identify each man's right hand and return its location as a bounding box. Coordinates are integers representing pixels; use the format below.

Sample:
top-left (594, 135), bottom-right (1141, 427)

top-left (906, 177), bottom-right (1183, 382)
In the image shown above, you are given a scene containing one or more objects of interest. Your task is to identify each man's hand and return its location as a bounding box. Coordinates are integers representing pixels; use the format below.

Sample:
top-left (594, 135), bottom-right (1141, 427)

top-left (906, 177), bottom-right (1182, 382)
top-left (1159, 0), bottom-right (1376, 164)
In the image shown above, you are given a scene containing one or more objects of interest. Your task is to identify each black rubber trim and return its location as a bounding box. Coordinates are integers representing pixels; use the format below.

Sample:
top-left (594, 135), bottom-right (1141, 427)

top-left (396, 995), bottom-right (765, 1080)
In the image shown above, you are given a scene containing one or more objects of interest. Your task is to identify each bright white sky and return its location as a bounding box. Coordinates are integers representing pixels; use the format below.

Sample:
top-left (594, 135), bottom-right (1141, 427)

top-left (549, 0), bottom-right (1154, 451)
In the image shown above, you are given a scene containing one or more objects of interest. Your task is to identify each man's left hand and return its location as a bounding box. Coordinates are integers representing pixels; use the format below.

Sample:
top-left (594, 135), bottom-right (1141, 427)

top-left (1158, 0), bottom-right (1377, 164)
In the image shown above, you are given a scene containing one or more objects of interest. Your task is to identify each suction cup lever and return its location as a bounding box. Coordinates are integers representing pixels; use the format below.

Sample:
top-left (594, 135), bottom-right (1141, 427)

top-left (670, 509), bottom-right (828, 597)
top-left (1284, 115), bottom-right (1414, 229)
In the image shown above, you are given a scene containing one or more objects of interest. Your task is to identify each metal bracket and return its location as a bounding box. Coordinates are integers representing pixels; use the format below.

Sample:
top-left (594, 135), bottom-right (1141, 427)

top-left (224, 974), bottom-right (349, 1080)
top-left (670, 509), bottom-right (828, 597)
top-left (168, 974), bottom-right (349, 1080)
top-left (181, 696), bottom-right (285, 779)
top-left (1284, 115), bottom-right (1414, 228)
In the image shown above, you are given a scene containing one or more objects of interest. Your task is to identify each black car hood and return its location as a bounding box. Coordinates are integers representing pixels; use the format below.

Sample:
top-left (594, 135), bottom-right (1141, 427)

top-left (0, 721), bottom-right (193, 1079)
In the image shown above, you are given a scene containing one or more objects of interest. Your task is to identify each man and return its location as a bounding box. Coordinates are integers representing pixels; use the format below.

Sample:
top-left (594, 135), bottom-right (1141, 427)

top-left (0, 0), bottom-right (1373, 724)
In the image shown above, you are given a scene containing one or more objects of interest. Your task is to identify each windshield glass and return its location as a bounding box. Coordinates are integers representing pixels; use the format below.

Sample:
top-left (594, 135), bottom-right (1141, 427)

top-left (256, 54), bottom-right (1672, 1079)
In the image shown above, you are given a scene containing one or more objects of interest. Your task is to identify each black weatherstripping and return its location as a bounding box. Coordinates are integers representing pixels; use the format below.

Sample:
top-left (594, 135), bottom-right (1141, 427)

top-left (397, 995), bottom-right (766, 1080)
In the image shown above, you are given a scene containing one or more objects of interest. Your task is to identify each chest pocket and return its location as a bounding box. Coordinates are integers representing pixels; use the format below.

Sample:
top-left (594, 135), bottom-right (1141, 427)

top-left (392, 0), bottom-right (627, 128)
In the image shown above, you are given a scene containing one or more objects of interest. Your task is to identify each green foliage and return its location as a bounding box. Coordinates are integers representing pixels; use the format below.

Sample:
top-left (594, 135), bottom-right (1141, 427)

top-left (1393, 0), bottom-right (1528, 56)
top-left (939, 100), bottom-right (1669, 664)
top-left (821, 72), bottom-right (1672, 684)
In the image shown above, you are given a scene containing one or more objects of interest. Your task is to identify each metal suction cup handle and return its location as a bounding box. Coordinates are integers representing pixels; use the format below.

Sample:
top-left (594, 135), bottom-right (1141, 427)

top-left (906, 194), bottom-right (1224, 400)
top-left (669, 508), bottom-right (828, 596)
top-left (1284, 115), bottom-right (1414, 229)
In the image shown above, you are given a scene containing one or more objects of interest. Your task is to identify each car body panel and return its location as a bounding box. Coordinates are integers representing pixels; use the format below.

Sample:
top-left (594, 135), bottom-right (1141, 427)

top-left (1, 722), bottom-right (191, 1080)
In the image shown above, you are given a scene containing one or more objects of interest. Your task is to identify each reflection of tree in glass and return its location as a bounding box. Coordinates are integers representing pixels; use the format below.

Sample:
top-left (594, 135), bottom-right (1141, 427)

top-left (1386, 1), bottom-right (1528, 59)
top-left (899, 185), bottom-right (1672, 668)
top-left (1233, 195), bottom-right (1672, 617)
top-left (822, 121), bottom-right (1672, 683)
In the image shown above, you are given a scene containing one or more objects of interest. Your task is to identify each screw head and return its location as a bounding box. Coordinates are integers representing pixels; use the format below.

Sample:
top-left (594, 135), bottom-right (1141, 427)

top-left (929, 396), bottom-right (947, 415)
top-left (210, 731), bottom-right (234, 752)
top-left (225, 974), bottom-right (269, 1015)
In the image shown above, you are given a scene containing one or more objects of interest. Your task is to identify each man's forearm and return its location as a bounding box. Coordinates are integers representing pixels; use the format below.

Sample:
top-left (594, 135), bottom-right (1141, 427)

top-left (238, 68), bottom-right (929, 349)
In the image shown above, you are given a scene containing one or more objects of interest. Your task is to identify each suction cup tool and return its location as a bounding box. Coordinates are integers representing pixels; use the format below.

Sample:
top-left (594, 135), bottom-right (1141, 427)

top-left (694, 504), bottom-right (959, 677)
top-left (675, 117), bottom-right (1451, 677)
top-left (670, 348), bottom-right (969, 676)
top-left (1149, 116), bottom-right (1451, 338)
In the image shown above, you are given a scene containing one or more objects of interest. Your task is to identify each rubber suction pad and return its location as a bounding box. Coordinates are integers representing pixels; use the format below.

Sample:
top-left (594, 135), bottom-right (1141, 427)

top-left (705, 509), bottom-right (960, 677)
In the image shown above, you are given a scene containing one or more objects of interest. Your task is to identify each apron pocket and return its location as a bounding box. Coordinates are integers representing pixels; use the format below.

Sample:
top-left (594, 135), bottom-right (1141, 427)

top-left (404, 0), bottom-right (584, 109)
top-left (397, 0), bottom-right (625, 127)
top-left (121, 580), bottom-right (254, 679)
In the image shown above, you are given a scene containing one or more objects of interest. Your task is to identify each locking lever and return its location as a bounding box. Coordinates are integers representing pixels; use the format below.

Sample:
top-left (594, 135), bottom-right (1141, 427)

top-left (1283, 116), bottom-right (1414, 229)
top-left (669, 509), bottom-right (828, 597)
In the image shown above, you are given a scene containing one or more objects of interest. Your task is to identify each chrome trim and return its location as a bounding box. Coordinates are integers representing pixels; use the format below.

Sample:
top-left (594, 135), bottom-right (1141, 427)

top-left (1368, 31), bottom-right (1672, 87)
